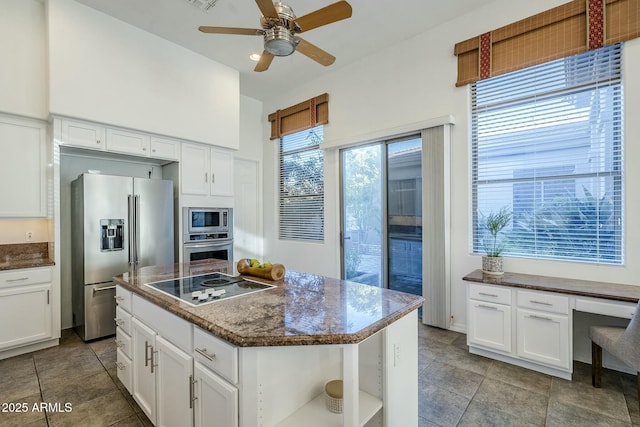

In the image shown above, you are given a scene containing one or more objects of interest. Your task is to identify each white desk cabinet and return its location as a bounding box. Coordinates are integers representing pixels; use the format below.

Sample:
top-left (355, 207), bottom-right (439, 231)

top-left (464, 270), bottom-right (639, 380)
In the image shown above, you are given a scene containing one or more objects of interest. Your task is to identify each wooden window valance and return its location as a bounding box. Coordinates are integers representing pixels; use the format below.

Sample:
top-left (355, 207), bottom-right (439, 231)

top-left (454, 0), bottom-right (640, 86)
top-left (268, 93), bottom-right (329, 140)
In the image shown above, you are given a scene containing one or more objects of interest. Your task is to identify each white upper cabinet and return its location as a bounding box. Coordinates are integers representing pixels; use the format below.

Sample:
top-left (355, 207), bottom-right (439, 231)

top-left (106, 128), bottom-right (150, 157)
top-left (181, 143), bottom-right (234, 197)
top-left (60, 119), bottom-right (105, 151)
top-left (150, 136), bottom-right (180, 161)
top-left (0, 114), bottom-right (47, 217)
top-left (56, 118), bottom-right (179, 162)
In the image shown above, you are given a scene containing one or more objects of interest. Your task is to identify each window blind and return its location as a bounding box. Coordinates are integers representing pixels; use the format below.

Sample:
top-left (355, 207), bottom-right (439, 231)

top-left (279, 126), bottom-right (324, 241)
top-left (471, 44), bottom-right (623, 264)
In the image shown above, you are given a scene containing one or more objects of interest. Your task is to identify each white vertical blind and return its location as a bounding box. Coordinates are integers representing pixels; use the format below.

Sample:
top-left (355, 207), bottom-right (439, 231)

top-left (279, 125), bottom-right (324, 241)
top-left (471, 44), bottom-right (624, 264)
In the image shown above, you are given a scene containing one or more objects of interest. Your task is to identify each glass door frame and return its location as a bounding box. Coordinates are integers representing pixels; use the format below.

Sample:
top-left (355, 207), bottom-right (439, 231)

top-left (339, 134), bottom-right (422, 289)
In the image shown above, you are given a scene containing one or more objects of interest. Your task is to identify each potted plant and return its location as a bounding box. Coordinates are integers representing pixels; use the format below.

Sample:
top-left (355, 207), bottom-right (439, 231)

top-left (481, 207), bottom-right (512, 276)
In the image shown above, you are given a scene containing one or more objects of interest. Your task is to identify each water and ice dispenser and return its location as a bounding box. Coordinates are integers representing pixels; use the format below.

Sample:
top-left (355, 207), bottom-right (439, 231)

top-left (100, 219), bottom-right (124, 251)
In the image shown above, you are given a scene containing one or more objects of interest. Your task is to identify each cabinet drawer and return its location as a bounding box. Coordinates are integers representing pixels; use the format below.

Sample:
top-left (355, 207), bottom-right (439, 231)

top-left (132, 294), bottom-right (192, 352)
top-left (115, 286), bottom-right (132, 313)
top-left (115, 305), bottom-right (132, 336)
top-left (115, 327), bottom-right (132, 358)
top-left (193, 326), bottom-right (238, 384)
top-left (575, 297), bottom-right (636, 319)
top-left (469, 284), bottom-right (511, 305)
top-left (116, 348), bottom-right (132, 393)
top-left (0, 268), bottom-right (51, 288)
top-left (517, 290), bottom-right (569, 315)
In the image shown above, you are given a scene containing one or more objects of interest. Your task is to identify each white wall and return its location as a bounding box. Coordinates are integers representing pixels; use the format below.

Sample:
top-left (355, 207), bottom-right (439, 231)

top-left (261, 0), bottom-right (640, 331)
top-left (47, 0), bottom-right (240, 149)
top-left (0, 0), bottom-right (47, 119)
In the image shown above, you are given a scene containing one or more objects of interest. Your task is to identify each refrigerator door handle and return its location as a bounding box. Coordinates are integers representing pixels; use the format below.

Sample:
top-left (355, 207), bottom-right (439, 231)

top-left (134, 195), bottom-right (141, 265)
top-left (128, 195), bottom-right (134, 265)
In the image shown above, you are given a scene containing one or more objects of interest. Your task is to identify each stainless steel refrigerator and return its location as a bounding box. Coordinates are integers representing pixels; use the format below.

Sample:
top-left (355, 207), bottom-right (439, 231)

top-left (71, 173), bottom-right (174, 341)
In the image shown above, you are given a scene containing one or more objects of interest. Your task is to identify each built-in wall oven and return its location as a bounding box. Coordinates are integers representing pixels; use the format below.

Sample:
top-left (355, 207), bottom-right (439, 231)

top-left (183, 207), bottom-right (233, 264)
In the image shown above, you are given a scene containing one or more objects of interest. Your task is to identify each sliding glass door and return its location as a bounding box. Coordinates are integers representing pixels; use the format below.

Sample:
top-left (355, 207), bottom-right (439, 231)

top-left (341, 144), bottom-right (383, 285)
top-left (340, 136), bottom-right (422, 298)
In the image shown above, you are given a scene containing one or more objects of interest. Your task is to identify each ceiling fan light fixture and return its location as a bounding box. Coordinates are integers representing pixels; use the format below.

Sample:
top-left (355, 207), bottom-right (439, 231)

top-left (249, 53), bottom-right (262, 61)
top-left (263, 27), bottom-right (297, 56)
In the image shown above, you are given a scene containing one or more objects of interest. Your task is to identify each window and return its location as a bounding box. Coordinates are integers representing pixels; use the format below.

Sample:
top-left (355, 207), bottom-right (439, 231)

top-left (471, 44), bottom-right (623, 264)
top-left (279, 125), bottom-right (324, 241)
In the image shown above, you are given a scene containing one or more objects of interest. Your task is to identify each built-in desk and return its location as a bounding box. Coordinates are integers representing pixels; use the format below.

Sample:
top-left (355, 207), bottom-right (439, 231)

top-left (463, 270), bottom-right (640, 380)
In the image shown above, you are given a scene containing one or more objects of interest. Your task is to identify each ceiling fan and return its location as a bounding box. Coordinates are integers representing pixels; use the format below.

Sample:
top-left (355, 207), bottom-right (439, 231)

top-left (198, 0), bottom-right (352, 72)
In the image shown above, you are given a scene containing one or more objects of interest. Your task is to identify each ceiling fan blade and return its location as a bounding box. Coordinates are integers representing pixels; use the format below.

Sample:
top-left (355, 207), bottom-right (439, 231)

top-left (254, 51), bottom-right (275, 72)
top-left (295, 38), bottom-right (335, 66)
top-left (295, 1), bottom-right (352, 32)
top-left (254, 0), bottom-right (279, 19)
top-left (199, 26), bottom-right (263, 36)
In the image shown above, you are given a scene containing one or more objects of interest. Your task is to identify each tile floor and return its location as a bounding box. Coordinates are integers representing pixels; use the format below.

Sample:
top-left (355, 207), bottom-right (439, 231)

top-left (1, 324), bottom-right (638, 427)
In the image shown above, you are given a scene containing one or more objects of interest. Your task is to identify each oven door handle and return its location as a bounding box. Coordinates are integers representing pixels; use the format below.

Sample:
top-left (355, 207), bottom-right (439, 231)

top-left (184, 242), bottom-right (232, 249)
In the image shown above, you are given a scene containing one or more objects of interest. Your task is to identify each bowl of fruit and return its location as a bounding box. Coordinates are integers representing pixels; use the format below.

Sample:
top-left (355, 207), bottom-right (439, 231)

top-left (237, 258), bottom-right (286, 281)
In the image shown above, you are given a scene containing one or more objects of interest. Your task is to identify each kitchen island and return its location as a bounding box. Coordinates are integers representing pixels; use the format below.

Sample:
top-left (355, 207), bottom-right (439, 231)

top-left (113, 259), bottom-right (423, 427)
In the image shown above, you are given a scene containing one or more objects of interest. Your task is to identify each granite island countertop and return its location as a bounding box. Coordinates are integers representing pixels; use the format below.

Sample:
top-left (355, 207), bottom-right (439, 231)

top-left (113, 259), bottom-right (424, 347)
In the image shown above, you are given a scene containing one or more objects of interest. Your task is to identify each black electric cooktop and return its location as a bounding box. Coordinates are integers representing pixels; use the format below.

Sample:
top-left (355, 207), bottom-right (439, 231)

top-left (144, 272), bottom-right (275, 306)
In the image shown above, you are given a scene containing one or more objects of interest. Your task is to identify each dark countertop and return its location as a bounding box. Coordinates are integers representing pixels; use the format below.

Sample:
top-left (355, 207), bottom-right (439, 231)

top-left (113, 259), bottom-right (424, 347)
top-left (463, 269), bottom-right (640, 303)
top-left (0, 243), bottom-right (55, 271)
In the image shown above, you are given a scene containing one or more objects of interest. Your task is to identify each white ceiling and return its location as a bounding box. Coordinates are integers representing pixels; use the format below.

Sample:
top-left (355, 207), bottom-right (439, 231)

top-left (73, 0), bottom-right (492, 101)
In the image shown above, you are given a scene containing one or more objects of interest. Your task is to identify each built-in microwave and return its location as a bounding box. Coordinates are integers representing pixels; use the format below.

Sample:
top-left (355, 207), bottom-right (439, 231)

top-left (183, 207), bottom-right (232, 238)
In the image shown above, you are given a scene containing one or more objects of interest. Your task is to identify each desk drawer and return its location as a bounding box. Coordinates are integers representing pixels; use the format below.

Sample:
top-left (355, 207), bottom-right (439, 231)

top-left (469, 284), bottom-right (511, 305)
top-left (193, 326), bottom-right (238, 384)
top-left (575, 297), bottom-right (636, 319)
top-left (517, 290), bottom-right (569, 315)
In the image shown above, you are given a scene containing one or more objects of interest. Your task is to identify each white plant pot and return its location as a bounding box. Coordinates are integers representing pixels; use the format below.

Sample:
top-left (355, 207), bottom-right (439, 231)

top-left (482, 256), bottom-right (503, 276)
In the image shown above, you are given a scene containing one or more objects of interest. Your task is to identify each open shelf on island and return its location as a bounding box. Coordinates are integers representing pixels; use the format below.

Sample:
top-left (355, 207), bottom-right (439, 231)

top-left (275, 390), bottom-right (382, 427)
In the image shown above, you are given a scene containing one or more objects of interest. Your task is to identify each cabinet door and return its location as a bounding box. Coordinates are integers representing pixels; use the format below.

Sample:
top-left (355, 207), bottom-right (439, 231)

top-left (181, 143), bottom-right (210, 195)
top-left (0, 283), bottom-right (52, 349)
top-left (193, 361), bottom-right (238, 427)
top-left (0, 115), bottom-right (47, 217)
top-left (516, 308), bottom-right (570, 369)
top-left (156, 335), bottom-right (194, 427)
top-left (210, 149), bottom-right (234, 196)
top-left (468, 300), bottom-right (511, 353)
top-left (106, 128), bottom-right (150, 157)
top-left (116, 348), bottom-right (133, 394)
top-left (131, 318), bottom-right (157, 424)
top-left (60, 119), bottom-right (106, 151)
top-left (150, 136), bottom-right (180, 161)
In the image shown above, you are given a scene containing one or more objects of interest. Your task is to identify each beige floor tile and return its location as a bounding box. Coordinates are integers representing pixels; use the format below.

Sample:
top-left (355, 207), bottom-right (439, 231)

top-left (46, 389), bottom-right (134, 427)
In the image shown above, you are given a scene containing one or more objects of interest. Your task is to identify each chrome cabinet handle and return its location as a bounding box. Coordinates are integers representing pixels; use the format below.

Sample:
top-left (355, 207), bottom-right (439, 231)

top-left (115, 362), bottom-right (126, 370)
top-left (7, 277), bottom-right (29, 282)
top-left (528, 314), bottom-right (553, 321)
top-left (114, 339), bottom-right (124, 348)
top-left (114, 318), bottom-right (124, 327)
top-left (114, 295), bottom-right (125, 303)
top-left (189, 375), bottom-right (197, 409)
top-left (150, 348), bottom-right (158, 374)
top-left (478, 304), bottom-right (498, 310)
top-left (96, 139), bottom-right (101, 144)
top-left (144, 341), bottom-right (151, 367)
top-left (530, 300), bottom-right (553, 306)
top-left (195, 347), bottom-right (216, 361)
top-left (479, 292), bottom-right (498, 297)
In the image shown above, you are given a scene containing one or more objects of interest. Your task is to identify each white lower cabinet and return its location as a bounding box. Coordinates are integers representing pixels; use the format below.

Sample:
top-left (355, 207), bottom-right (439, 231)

top-left (0, 268), bottom-right (53, 351)
top-left (466, 283), bottom-right (572, 378)
top-left (516, 308), bottom-right (570, 369)
top-left (156, 336), bottom-right (194, 427)
top-left (193, 361), bottom-right (238, 427)
top-left (132, 318), bottom-right (158, 424)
